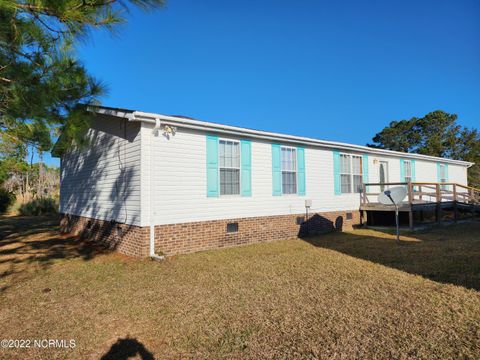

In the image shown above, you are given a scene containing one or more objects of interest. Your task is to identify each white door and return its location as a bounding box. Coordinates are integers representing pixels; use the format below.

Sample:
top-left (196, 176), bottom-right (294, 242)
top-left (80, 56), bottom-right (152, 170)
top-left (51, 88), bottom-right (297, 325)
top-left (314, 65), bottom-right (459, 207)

top-left (379, 161), bottom-right (389, 191)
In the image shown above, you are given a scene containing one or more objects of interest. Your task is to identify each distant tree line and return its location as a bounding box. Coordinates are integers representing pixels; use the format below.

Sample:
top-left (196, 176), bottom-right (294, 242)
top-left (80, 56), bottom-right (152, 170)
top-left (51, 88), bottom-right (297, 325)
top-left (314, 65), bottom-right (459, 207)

top-left (0, 130), bottom-right (59, 212)
top-left (368, 110), bottom-right (480, 188)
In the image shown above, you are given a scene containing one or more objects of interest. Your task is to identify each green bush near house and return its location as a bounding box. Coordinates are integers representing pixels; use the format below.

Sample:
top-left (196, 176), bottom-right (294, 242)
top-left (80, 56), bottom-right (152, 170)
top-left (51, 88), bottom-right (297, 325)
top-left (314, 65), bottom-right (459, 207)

top-left (0, 189), bottom-right (15, 214)
top-left (18, 197), bottom-right (58, 216)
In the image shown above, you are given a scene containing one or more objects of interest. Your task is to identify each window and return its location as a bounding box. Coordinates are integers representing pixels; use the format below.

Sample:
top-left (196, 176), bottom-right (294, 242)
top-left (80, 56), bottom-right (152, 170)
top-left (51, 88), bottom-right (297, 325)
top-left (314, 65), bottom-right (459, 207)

top-left (281, 147), bottom-right (297, 194)
top-left (340, 154), bottom-right (363, 194)
top-left (219, 140), bottom-right (240, 195)
top-left (404, 160), bottom-right (412, 183)
top-left (352, 155), bottom-right (363, 194)
top-left (439, 164), bottom-right (447, 190)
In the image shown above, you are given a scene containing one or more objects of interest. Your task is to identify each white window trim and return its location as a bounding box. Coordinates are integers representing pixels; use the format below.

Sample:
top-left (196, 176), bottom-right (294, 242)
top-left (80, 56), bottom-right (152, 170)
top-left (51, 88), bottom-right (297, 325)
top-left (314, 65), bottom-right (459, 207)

top-left (340, 152), bottom-right (363, 194)
top-left (218, 138), bottom-right (241, 197)
top-left (280, 145), bottom-right (298, 195)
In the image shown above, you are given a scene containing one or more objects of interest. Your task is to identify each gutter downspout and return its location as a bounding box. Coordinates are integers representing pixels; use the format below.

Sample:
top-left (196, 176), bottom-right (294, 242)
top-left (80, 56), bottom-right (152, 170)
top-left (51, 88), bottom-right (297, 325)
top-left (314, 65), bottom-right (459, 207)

top-left (149, 118), bottom-right (164, 261)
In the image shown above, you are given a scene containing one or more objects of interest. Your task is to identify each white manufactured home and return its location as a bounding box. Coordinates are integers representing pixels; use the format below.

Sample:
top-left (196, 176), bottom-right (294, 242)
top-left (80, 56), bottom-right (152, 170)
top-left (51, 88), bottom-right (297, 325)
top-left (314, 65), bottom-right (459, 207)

top-left (55, 106), bottom-right (474, 257)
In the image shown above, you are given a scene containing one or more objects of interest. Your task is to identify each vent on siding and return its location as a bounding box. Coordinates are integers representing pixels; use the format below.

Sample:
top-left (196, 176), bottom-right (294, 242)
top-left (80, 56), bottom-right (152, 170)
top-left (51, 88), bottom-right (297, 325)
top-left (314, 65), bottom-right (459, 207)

top-left (346, 212), bottom-right (353, 220)
top-left (226, 222), bottom-right (239, 233)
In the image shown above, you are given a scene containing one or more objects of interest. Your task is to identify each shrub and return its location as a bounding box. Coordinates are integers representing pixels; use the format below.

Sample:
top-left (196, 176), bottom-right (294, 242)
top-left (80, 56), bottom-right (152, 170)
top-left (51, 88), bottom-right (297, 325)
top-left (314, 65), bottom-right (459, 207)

top-left (0, 189), bottom-right (15, 214)
top-left (19, 197), bottom-right (58, 216)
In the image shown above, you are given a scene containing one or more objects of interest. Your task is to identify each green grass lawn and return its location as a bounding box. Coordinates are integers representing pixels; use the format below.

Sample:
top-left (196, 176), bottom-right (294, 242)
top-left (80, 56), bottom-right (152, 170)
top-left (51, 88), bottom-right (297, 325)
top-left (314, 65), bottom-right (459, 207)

top-left (0, 216), bottom-right (479, 359)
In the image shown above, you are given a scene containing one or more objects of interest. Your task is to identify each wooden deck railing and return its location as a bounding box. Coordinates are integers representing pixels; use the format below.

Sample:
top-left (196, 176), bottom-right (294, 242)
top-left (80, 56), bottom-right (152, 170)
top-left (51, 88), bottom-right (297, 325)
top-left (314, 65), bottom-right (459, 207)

top-left (361, 182), bottom-right (480, 205)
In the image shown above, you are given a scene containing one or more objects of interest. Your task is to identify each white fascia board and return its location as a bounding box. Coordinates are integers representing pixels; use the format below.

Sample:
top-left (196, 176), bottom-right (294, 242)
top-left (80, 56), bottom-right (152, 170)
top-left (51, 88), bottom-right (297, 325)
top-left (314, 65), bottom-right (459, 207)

top-left (93, 107), bottom-right (474, 168)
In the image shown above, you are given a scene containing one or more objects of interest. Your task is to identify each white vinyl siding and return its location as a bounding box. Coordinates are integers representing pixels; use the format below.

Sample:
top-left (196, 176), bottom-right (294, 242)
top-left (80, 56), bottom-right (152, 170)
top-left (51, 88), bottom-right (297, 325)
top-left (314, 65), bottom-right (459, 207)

top-left (60, 115), bottom-right (141, 226)
top-left (281, 147), bottom-right (297, 194)
top-left (340, 154), bottom-right (362, 194)
top-left (219, 140), bottom-right (240, 195)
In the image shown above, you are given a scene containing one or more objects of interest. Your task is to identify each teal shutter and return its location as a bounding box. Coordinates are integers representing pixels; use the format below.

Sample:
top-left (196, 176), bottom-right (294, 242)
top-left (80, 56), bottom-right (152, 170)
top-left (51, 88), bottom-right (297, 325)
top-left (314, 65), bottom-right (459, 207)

top-left (206, 135), bottom-right (219, 197)
top-left (333, 150), bottom-right (341, 195)
top-left (241, 140), bottom-right (252, 197)
top-left (411, 159), bottom-right (416, 182)
top-left (400, 159), bottom-right (405, 182)
top-left (297, 147), bottom-right (306, 196)
top-left (436, 163), bottom-right (441, 182)
top-left (272, 144), bottom-right (282, 196)
top-left (362, 154), bottom-right (369, 184)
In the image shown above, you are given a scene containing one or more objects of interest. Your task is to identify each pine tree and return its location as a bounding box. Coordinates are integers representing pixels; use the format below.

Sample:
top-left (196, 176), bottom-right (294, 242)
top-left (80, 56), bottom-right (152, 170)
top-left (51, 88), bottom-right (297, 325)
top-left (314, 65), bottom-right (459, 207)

top-left (0, 0), bottom-right (164, 153)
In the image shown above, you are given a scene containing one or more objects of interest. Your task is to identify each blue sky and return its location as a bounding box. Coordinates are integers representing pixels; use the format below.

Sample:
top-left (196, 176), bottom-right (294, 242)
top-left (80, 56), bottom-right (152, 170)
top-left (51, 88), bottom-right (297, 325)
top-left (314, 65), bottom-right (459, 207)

top-left (44, 0), bottom-right (479, 166)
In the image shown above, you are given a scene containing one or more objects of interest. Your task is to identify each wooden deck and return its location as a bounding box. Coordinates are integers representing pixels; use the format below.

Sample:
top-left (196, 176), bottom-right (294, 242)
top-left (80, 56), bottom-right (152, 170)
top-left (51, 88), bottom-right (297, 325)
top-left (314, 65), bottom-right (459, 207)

top-left (360, 182), bottom-right (480, 229)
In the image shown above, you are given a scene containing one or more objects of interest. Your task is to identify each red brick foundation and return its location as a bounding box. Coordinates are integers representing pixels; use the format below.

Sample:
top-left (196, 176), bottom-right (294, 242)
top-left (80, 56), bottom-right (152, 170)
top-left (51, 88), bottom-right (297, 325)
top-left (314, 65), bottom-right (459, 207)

top-left (61, 210), bottom-right (360, 258)
top-left (154, 210), bottom-right (360, 256)
top-left (59, 214), bottom-right (149, 257)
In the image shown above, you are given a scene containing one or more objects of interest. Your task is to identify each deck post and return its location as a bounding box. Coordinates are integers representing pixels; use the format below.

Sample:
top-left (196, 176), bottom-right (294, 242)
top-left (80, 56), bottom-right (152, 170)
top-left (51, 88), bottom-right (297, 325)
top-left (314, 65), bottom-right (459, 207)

top-left (435, 183), bottom-right (442, 223)
top-left (470, 189), bottom-right (475, 220)
top-left (453, 184), bottom-right (458, 223)
top-left (360, 210), bottom-right (366, 227)
top-left (408, 182), bottom-right (413, 204)
top-left (408, 210), bottom-right (414, 230)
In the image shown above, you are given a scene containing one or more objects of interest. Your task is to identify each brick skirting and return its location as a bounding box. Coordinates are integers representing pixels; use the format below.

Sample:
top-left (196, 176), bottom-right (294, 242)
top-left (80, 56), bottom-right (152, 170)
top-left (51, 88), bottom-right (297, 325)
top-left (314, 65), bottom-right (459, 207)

top-left (59, 214), bottom-right (149, 257)
top-left (60, 210), bottom-right (360, 258)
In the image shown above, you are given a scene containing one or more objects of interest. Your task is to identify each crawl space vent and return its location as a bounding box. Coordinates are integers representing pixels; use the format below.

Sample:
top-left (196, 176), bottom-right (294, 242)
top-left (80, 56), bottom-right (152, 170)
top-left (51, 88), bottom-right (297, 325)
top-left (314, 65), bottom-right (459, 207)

top-left (226, 222), bottom-right (239, 233)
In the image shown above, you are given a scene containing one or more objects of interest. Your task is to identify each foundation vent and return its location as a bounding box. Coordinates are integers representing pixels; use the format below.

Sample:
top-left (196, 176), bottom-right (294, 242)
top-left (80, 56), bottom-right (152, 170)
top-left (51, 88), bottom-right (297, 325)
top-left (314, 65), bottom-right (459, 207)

top-left (226, 222), bottom-right (239, 233)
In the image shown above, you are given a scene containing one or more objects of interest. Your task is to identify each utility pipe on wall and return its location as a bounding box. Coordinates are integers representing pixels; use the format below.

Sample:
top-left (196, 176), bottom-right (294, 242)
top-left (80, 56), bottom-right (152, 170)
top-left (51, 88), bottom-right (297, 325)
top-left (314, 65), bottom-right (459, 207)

top-left (149, 118), bottom-right (164, 261)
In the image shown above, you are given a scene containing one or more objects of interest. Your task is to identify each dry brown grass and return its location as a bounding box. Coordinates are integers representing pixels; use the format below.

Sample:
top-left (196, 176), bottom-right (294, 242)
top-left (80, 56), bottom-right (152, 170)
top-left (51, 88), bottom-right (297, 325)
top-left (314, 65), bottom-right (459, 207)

top-left (0, 215), bottom-right (479, 359)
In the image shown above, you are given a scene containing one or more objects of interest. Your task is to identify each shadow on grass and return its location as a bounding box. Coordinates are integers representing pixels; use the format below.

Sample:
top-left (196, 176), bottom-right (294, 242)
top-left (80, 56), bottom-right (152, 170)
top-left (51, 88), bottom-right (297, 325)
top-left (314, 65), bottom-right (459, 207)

top-left (0, 215), bottom-right (108, 293)
top-left (302, 219), bottom-right (480, 291)
top-left (101, 337), bottom-right (154, 360)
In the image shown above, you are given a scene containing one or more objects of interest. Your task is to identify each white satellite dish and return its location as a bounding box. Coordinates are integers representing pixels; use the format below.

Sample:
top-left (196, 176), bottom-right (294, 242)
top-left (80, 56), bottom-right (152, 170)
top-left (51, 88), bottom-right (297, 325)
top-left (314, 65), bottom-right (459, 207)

top-left (377, 186), bottom-right (407, 243)
top-left (378, 186), bottom-right (407, 206)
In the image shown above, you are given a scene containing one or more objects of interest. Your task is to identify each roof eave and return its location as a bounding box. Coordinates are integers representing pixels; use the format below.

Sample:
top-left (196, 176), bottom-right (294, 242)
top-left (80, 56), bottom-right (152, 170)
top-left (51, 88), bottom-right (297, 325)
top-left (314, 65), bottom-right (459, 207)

top-left (88, 106), bottom-right (475, 167)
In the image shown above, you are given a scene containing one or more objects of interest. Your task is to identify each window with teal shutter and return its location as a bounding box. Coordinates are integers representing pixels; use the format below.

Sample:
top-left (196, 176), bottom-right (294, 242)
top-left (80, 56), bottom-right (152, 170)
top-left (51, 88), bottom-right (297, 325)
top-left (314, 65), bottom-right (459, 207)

top-left (437, 163), bottom-right (447, 182)
top-left (411, 160), bottom-right (416, 182)
top-left (297, 147), bottom-right (306, 196)
top-left (362, 154), bottom-right (369, 186)
top-left (437, 163), bottom-right (449, 190)
top-left (400, 159), bottom-right (405, 182)
top-left (333, 151), bottom-right (341, 195)
top-left (241, 140), bottom-right (252, 196)
top-left (272, 144), bottom-right (282, 196)
top-left (206, 135), bottom-right (219, 197)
